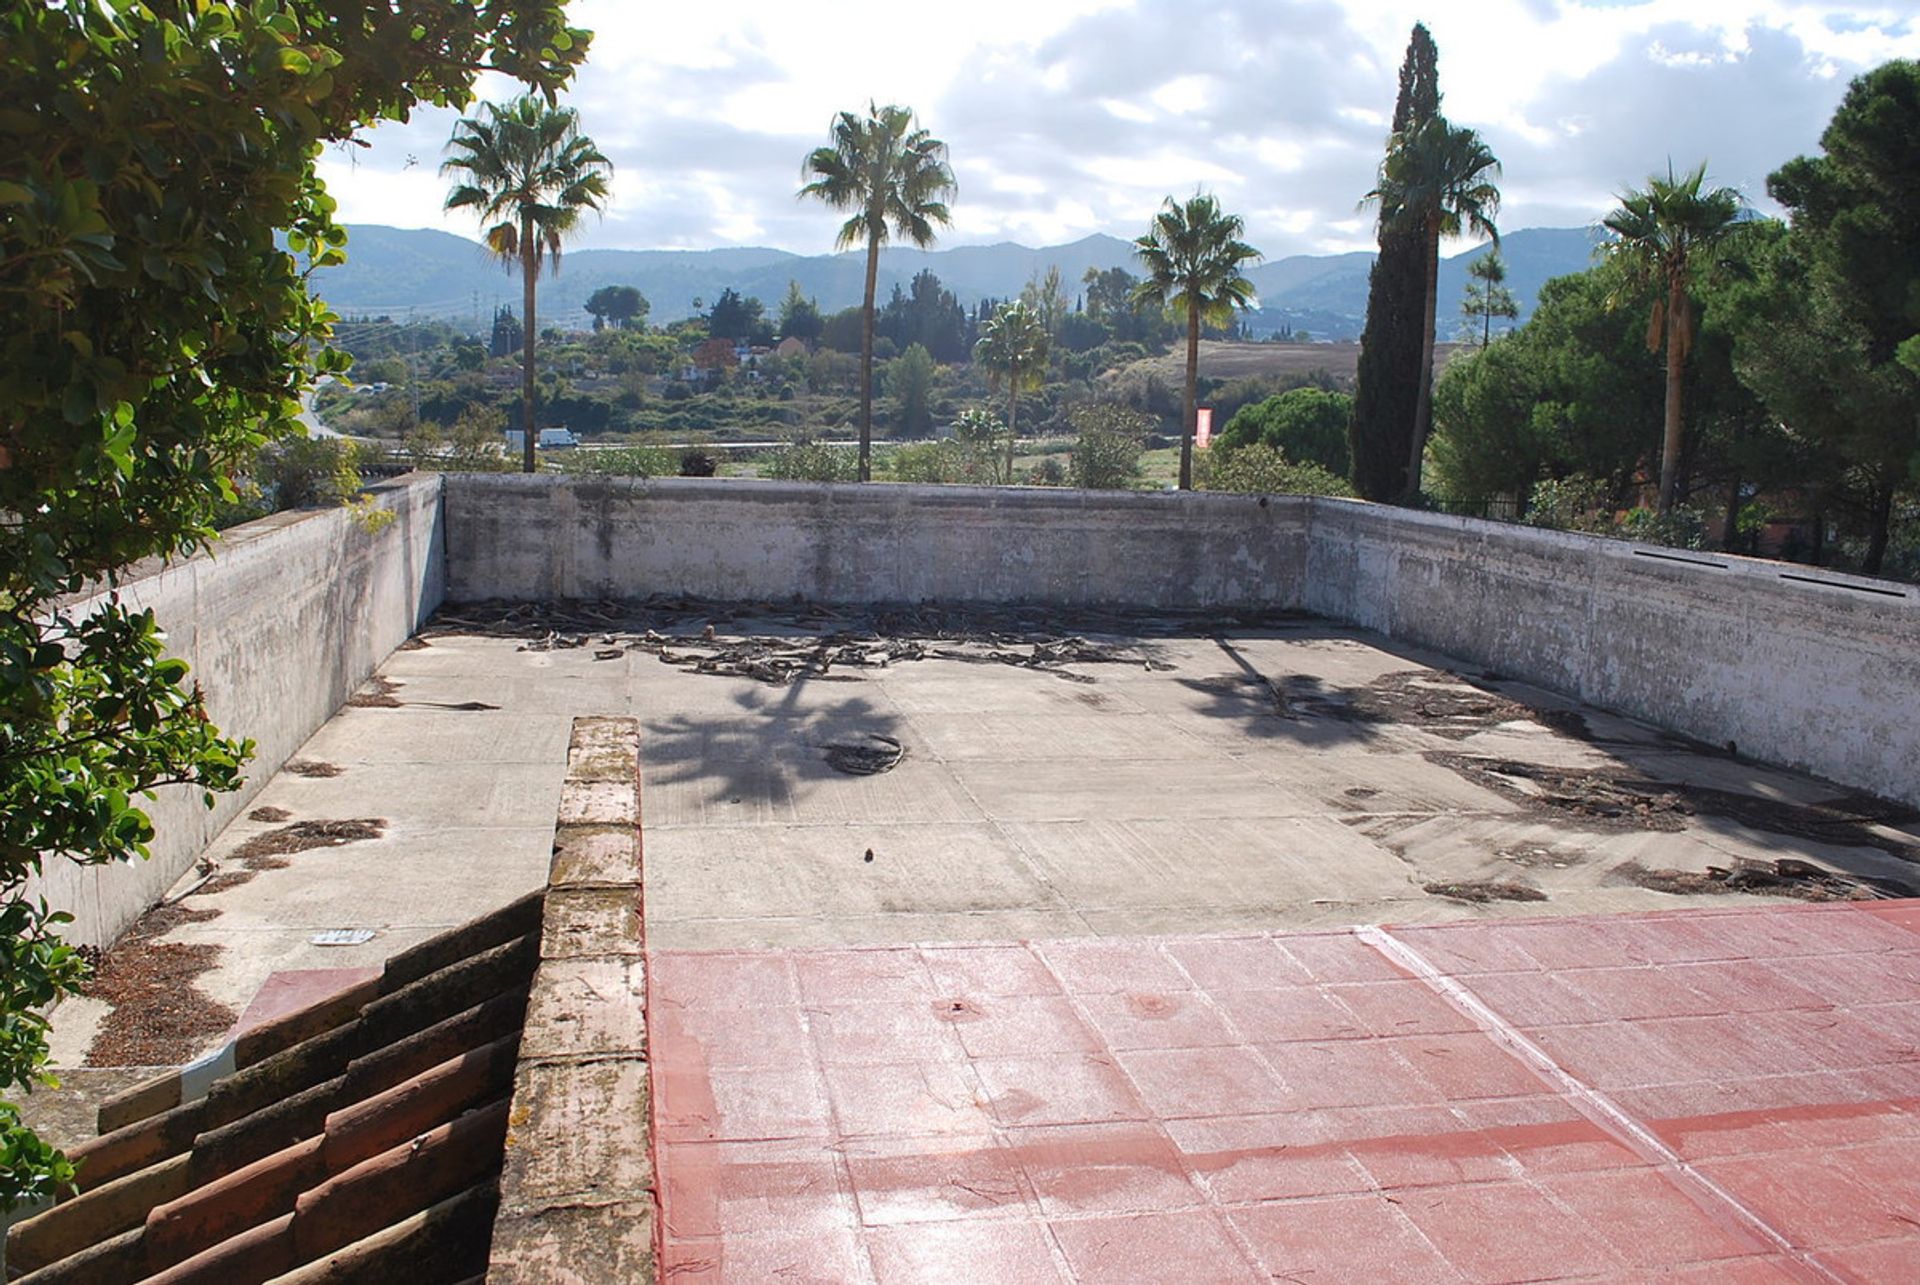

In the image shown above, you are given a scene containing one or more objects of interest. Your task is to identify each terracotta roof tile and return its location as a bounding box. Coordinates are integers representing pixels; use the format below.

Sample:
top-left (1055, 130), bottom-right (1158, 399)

top-left (9, 895), bottom-right (541, 1284)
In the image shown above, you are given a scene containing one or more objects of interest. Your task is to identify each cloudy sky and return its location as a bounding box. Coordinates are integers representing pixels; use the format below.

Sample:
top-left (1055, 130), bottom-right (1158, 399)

top-left (319, 0), bottom-right (1915, 259)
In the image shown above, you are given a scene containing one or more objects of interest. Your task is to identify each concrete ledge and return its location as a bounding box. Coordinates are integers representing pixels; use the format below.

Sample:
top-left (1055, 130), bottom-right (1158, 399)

top-left (490, 716), bottom-right (653, 1284)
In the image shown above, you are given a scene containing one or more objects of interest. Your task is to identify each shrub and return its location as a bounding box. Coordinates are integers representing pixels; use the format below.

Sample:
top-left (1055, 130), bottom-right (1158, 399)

top-left (1068, 404), bottom-right (1148, 490)
top-left (763, 442), bottom-right (858, 482)
top-left (560, 446), bottom-right (675, 478)
top-left (678, 449), bottom-right (718, 477)
top-left (1203, 444), bottom-right (1354, 497)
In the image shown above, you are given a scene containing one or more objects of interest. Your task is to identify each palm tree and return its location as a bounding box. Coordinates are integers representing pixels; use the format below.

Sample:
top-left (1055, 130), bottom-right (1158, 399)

top-left (1366, 116), bottom-right (1501, 501)
top-left (443, 97), bottom-right (611, 475)
top-left (1601, 163), bottom-right (1744, 513)
top-left (973, 301), bottom-right (1049, 484)
top-left (1132, 193), bottom-right (1261, 490)
top-left (799, 103), bottom-right (955, 482)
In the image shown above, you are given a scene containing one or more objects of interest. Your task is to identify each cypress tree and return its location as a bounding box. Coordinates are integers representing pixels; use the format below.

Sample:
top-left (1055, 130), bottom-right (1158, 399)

top-left (1351, 24), bottom-right (1441, 501)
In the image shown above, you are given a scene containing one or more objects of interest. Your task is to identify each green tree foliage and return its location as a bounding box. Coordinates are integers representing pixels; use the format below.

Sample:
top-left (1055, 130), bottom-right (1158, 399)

top-left (443, 96), bottom-right (611, 473)
top-left (1460, 249), bottom-right (1518, 345)
top-left (1365, 116), bottom-right (1501, 501)
top-left (1215, 389), bottom-right (1353, 476)
top-left (975, 302), bottom-right (1050, 483)
top-left (1021, 265), bottom-right (1071, 338)
top-left (1206, 445), bottom-right (1355, 497)
top-left (878, 270), bottom-right (968, 362)
top-left (1132, 193), bottom-right (1261, 490)
top-left (0, 0), bottom-right (585, 1208)
top-left (778, 280), bottom-right (825, 343)
top-left (706, 287), bottom-right (768, 343)
top-left (799, 103), bottom-right (956, 481)
top-left (1069, 404), bottom-right (1149, 490)
top-left (887, 343), bottom-right (937, 438)
top-left (1352, 22), bottom-right (1441, 502)
top-left (585, 284), bottom-right (647, 331)
top-left (1430, 261), bottom-right (1663, 505)
top-left (1753, 60), bottom-right (1920, 573)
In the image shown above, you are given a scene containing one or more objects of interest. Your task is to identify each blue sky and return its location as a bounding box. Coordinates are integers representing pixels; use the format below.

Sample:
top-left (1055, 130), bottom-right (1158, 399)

top-left (319, 1), bottom-right (1917, 258)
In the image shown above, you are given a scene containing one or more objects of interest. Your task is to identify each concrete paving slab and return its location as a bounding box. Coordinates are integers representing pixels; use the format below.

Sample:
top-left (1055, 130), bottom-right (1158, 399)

top-left (642, 823), bottom-right (1072, 931)
top-left (1000, 818), bottom-right (1421, 917)
top-left (950, 760), bottom-right (1323, 824)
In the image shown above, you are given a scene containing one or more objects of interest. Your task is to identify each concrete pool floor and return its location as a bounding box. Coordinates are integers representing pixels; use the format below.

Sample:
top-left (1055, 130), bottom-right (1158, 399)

top-left (30, 604), bottom-right (1920, 1278)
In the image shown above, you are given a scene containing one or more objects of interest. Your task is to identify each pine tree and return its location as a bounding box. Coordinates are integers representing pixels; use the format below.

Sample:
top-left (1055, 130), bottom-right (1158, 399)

top-left (1351, 24), bottom-right (1440, 501)
top-left (1461, 250), bottom-right (1519, 345)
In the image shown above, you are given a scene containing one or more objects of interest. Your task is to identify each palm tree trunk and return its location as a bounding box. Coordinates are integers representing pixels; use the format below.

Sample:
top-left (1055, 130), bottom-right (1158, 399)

top-left (858, 229), bottom-right (880, 483)
top-left (1403, 222), bottom-right (1440, 502)
top-left (1180, 304), bottom-right (1199, 491)
top-left (520, 210), bottom-right (537, 475)
top-left (1657, 283), bottom-right (1688, 514)
top-left (1004, 368), bottom-right (1018, 486)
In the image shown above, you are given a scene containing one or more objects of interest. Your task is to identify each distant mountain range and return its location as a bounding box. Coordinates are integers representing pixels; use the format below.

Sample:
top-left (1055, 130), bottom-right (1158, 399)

top-left (309, 224), bottom-right (1606, 342)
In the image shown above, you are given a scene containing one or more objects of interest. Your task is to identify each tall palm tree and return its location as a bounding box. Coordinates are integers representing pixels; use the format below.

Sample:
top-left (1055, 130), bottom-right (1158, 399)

top-left (1132, 193), bottom-right (1261, 490)
top-left (1366, 116), bottom-right (1501, 501)
top-left (799, 103), bottom-right (955, 482)
top-left (1601, 163), bottom-right (1744, 513)
top-left (973, 301), bottom-right (1049, 484)
top-left (443, 97), bottom-right (611, 474)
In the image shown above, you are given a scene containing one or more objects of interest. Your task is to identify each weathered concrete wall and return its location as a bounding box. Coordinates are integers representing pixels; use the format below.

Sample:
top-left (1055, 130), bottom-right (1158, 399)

top-left (33, 475), bottom-right (447, 948)
top-left (443, 475), bottom-right (1310, 610)
top-left (1305, 499), bottom-right (1920, 808)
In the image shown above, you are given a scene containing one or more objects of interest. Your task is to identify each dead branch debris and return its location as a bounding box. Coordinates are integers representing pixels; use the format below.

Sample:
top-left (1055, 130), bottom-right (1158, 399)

top-left (1432, 754), bottom-right (1919, 863)
top-left (1423, 880), bottom-right (1548, 904)
top-left (1615, 858), bottom-right (1914, 902)
top-left (420, 598), bottom-right (1236, 686)
top-left (284, 759), bottom-right (344, 778)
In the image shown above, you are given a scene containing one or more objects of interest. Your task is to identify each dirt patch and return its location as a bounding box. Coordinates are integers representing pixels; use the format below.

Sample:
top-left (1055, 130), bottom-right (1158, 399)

top-left (232, 818), bottom-right (386, 864)
top-left (346, 675), bottom-right (402, 708)
top-left (82, 904), bottom-right (235, 1067)
top-left (1614, 858), bottom-right (1915, 902)
top-left (1289, 670), bottom-right (1542, 740)
top-left (397, 636), bottom-right (431, 651)
top-left (1423, 880), bottom-right (1548, 904)
top-left (823, 734), bottom-right (904, 776)
top-left (284, 759), bottom-right (344, 778)
top-left (248, 805), bottom-right (292, 822)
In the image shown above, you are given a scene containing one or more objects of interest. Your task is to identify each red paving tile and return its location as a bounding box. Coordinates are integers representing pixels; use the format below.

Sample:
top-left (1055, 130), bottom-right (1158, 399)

top-left (1229, 1193), bottom-right (1460, 1281)
top-left (1048, 1209), bottom-right (1256, 1283)
top-left (650, 902), bottom-right (1920, 1280)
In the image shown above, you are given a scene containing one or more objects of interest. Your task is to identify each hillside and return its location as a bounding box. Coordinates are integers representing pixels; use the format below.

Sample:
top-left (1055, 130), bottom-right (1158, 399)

top-left (310, 223), bottom-right (1604, 339)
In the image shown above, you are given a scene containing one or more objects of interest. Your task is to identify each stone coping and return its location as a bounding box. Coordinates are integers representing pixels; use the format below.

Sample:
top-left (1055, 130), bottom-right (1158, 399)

top-left (488, 716), bottom-right (655, 1283)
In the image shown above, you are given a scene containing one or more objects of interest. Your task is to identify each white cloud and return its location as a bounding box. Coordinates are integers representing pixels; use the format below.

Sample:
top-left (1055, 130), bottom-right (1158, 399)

top-left (332, 0), bottom-right (1909, 259)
